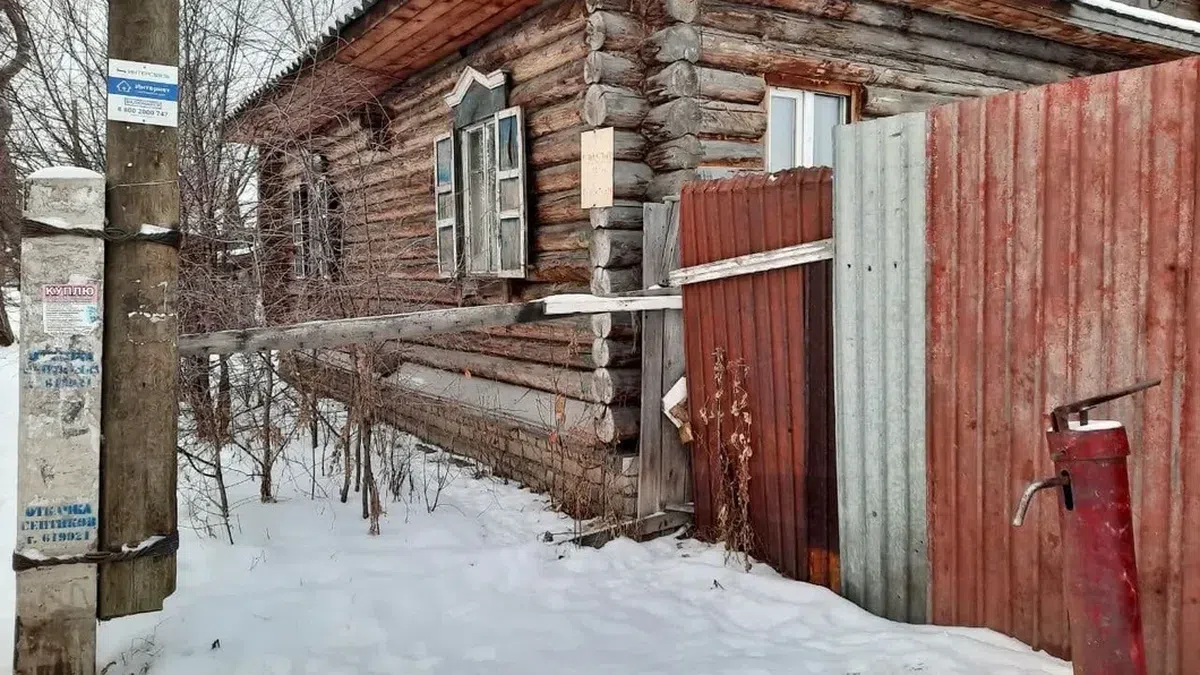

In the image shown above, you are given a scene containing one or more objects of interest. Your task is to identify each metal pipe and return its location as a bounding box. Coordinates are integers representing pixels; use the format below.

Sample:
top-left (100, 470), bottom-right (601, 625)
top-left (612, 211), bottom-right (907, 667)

top-left (1011, 475), bottom-right (1068, 526)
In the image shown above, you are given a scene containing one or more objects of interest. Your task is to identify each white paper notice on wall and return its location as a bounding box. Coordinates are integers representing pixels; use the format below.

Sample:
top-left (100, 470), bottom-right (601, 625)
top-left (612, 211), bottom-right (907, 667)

top-left (581, 127), bottom-right (615, 209)
top-left (42, 283), bottom-right (100, 335)
top-left (107, 58), bottom-right (179, 127)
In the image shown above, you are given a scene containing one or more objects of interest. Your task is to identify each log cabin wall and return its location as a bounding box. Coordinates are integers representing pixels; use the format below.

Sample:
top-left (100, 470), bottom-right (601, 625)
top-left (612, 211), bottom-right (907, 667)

top-left (636, 0), bottom-right (1142, 188)
top-left (261, 0), bottom-right (643, 519)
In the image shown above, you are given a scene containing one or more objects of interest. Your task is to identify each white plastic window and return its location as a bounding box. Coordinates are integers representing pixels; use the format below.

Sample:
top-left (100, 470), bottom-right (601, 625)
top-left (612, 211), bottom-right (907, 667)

top-left (767, 88), bottom-right (848, 172)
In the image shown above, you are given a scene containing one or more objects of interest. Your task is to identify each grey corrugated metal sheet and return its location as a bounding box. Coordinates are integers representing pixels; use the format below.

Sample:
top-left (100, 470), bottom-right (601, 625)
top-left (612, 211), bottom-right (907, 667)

top-left (832, 113), bottom-right (929, 623)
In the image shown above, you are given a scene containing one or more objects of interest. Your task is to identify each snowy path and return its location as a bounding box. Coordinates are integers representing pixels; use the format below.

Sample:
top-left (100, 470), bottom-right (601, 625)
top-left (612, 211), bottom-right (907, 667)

top-left (0, 312), bottom-right (1070, 675)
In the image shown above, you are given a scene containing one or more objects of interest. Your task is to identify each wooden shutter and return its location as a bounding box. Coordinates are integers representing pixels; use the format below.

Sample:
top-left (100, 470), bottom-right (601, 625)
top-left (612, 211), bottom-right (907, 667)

top-left (434, 132), bottom-right (458, 277)
top-left (493, 106), bottom-right (527, 278)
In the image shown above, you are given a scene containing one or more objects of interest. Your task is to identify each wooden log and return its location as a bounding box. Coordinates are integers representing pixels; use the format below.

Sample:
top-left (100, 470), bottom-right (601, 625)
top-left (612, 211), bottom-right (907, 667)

top-left (481, 314), bottom-right (597, 343)
top-left (591, 229), bottom-right (644, 267)
top-left (534, 161), bottom-right (583, 194)
top-left (531, 126), bottom-right (647, 167)
top-left (864, 85), bottom-right (957, 117)
top-left (583, 84), bottom-right (649, 129)
top-left (594, 367), bottom-right (641, 404)
top-left (642, 24), bottom-right (700, 64)
top-left (528, 98), bottom-right (585, 137)
top-left (642, 97), bottom-right (766, 143)
top-left (614, 160), bottom-right (653, 200)
top-left (506, 30), bottom-right (591, 85)
top-left (590, 202), bottom-right (644, 230)
top-left (699, 3), bottom-right (1082, 85)
top-left (586, 0), bottom-right (631, 11)
top-left (613, 130), bottom-right (650, 161)
top-left (591, 265), bottom-right (642, 295)
top-left (585, 51), bottom-right (644, 89)
top-left (533, 221), bottom-right (593, 252)
top-left (385, 341), bottom-right (635, 404)
top-left (649, 169), bottom-right (698, 201)
top-left (698, 26), bottom-right (1027, 97)
top-left (596, 405), bottom-right (640, 443)
top-left (509, 59), bottom-right (586, 111)
top-left (592, 312), bottom-right (638, 340)
top-left (646, 61), bottom-right (765, 104)
top-left (647, 135), bottom-right (764, 171)
top-left (591, 336), bottom-right (641, 367)
top-left (529, 248), bottom-right (593, 283)
top-left (531, 126), bottom-right (586, 167)
top-left (404, 329), bottom-right (600, 370)
top-left (720, 0), bottom-right (1133, 73)
top-left (664, 0), bottom-right (699, 22)
top-left (536, 188), bottom-right (588, 226)
top-left (586, 11), bottom-right (644, 53)
top-left (181, 299), bottom-right (590, 356)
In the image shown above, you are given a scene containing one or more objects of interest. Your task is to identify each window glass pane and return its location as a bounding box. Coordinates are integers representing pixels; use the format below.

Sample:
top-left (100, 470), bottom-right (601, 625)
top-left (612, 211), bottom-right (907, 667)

top-left (437, 192), bottom-right (454, 221)
top-left (464, 123), bottom-right (497, 273)
top-left (499, 217), bottom-right (522, 272)
top-left (435, 138), bottom-right (452, 186)
top-left (768, 94), bottom-right (797, 172)
top-left (498, 115), bottom-right (518, 172)
top-left (438, 226), bottom-right (455, 274)
top-left (499, 177), bottom-right (520, 213)
top-left (812, 93), bottom-right (844, 168)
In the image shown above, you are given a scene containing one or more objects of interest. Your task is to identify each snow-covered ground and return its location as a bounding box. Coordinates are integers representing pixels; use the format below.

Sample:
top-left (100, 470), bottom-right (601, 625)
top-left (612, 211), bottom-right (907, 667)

top-left (1, 301), bottom-right (1071, 675)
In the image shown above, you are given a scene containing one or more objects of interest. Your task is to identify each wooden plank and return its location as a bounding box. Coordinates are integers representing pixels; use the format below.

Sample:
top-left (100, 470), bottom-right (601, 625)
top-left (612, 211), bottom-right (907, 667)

top-left (567, 511), bottom-right (693, 548)
top-left (668, 238), bottom-right (834, 286)
top-left (658, 200), bottom-right (690, 509)
top-left (637, 203), bottom-right (670, 517)
top-left (543, 293), bottom-right (682, 314)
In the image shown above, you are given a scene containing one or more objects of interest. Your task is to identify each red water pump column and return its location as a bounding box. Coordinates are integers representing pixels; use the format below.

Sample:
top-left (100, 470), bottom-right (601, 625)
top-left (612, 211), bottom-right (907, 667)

top-left (1012, 380), bottom-right (1159, 675)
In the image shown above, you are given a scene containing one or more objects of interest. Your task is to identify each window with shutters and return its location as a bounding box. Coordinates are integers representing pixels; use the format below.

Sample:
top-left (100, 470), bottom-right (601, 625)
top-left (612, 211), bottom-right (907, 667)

top-left (290, 153), bottom-right (343, 280)
top-left (434, 67), bottom-right (528, 278)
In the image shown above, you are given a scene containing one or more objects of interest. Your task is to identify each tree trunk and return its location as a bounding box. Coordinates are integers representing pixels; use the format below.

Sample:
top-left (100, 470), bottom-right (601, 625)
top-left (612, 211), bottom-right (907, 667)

top-left (339, 406), bottom-right (354, 503)
top-left (361, 417), bottom-right (373, 520)
top-left (259, 356), bottom-right (275, 503)
top-left (0, 292), bottom-right (12, 347)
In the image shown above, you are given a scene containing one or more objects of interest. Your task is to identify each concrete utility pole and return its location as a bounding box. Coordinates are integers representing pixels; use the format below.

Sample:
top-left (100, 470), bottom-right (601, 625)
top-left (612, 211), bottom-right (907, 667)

top-left (14, 169), bottom-right (106, 675)
top-left (100, 0), bottom-right (181, 618)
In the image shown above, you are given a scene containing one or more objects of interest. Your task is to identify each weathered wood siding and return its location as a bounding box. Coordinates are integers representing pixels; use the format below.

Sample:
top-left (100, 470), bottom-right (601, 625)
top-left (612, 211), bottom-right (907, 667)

top-left (640, 0), bottom-right (1142, 189)
top-left (1113, 0), bottom-right (1200, 19)
top-left (259, 0), bottom-right (643, 518)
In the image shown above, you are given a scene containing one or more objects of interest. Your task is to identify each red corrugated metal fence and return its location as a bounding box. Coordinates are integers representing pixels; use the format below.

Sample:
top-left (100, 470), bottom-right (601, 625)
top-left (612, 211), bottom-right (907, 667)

top-left (679, 169), bottom-right (838, 588)
top-left (927, 57), bottom-right (1200, 673)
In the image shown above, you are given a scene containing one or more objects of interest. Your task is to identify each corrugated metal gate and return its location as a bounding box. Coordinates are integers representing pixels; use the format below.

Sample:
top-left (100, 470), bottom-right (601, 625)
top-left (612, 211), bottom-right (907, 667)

top-left (679, 169), bottom-right (838, 589)
top-left (834, 57), bottom-right (1200, 673)
top-left (925, 59), bottom-right (1200, 672)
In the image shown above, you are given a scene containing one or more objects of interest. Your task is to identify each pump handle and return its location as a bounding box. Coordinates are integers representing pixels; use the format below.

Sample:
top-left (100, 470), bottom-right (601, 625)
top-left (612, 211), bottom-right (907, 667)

top-left (1049, 379), bottom-right (1161, 432)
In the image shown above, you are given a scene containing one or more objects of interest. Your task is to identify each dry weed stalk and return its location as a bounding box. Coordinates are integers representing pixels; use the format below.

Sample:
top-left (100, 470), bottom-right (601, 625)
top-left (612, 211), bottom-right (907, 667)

top-left (700, 349), bottom-right (754, 571)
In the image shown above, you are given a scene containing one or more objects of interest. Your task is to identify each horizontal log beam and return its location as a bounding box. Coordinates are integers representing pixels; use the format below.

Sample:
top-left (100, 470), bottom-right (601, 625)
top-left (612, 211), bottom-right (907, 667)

top-left (179, 301), bottom-right (581, 356)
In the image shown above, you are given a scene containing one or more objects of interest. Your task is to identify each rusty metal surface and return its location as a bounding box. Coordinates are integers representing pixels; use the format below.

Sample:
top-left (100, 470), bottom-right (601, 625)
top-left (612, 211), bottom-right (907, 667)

top-left (832, 112), bottom-right (930, 623)
top-left (926, 57), bottom-right (1200, 673)
top-left (1041, 424), bottom-right (1146, 675)
top-left (679, 169), bottom-right (838, 589)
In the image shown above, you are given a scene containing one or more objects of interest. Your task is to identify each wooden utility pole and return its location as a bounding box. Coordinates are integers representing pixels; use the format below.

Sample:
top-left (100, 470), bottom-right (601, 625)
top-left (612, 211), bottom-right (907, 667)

top-left (100, 0), bottom-right (180, 618)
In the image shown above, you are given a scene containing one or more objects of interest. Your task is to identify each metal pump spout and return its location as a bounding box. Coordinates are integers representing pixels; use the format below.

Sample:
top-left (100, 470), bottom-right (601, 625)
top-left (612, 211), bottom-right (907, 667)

top-left (1012, 475), bottom-right (1069, 526)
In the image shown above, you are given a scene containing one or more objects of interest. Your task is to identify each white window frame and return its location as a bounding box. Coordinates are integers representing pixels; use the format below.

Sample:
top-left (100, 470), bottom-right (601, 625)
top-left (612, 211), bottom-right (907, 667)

top-left (290, 186), bottom-right (308, 279)
top-left (434, 132), bottom-right (457, 278)
top-left (460, 117), bottom-right (497, 276)
top-left (766, 87), bottom-right (849, 171)
top-left (494, 106), bottom-right (527, 279)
